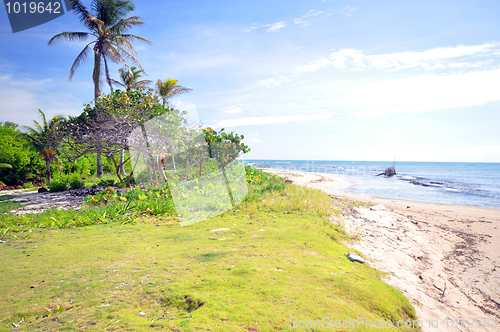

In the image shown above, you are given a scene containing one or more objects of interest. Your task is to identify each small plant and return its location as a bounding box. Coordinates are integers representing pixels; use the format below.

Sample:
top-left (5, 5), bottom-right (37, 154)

top-left (48, 181), bottom-right (69, 192)
top-left (0, 227), bottom-right (10, 240)
top-left (22, 183), bottom-right (34, 189)
top-left (106, 200), bottom-right (133, 219)
top-left (69, 179), bottom-right (85, 190)
top-left (147, 197), bottom-right (175, 216)
top-left (51, 217), bottom-right (71, 229)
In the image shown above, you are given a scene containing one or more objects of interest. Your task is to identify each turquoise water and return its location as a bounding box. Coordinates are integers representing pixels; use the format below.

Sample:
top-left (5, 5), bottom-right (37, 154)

top-left (245, 160), bottom-right (500, 209)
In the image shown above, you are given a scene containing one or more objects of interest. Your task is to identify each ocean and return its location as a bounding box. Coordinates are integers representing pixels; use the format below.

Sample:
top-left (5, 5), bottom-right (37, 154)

top-left (245, 160), bottom-right (500, 209)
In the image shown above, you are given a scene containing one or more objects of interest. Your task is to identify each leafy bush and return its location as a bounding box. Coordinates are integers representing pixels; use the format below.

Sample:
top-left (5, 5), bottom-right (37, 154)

top-left (97, 179), bottom-right (115, 187)
top-left (245, 166), bottom-right (280, 184)
top-left (69, 179), bottom-right (85, 190)
top-left (22, 183), bottom-right (34, 189)
top-left (48, 181), bottom-right (68, 192)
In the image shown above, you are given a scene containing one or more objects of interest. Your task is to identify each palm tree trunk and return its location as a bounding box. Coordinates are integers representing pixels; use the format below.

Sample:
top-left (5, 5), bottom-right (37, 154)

top-left (94, 52), bottom-right (104, 177)
top-left (45, 158), bottom-right (52, 183)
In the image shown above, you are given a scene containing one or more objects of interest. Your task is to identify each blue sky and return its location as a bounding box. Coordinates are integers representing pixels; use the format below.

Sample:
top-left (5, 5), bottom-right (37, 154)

top-left (1, 0), bottom-right (500, 162)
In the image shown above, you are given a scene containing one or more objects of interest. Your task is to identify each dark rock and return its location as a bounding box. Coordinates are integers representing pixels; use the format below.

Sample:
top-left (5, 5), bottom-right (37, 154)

top-left (347, 252), bottom-right (365, 263)
top-left (15, 185), bottom-right (22, 189)
top-left (38, 187), bottom-right (48, 193)
top-left (68, 187), bottom-right (103, 197)
top-left (376, 165), bottom-right (396, 177)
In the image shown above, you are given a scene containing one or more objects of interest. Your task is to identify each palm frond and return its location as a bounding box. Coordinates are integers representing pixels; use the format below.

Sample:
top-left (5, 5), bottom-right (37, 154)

top-left (109, 16), bottom-right (146, 34)
top-left (69, 0), bottom-right (97, 31)
top-left (133, 79), bottom-right (152, 87)
top-left (102, 42), bottom-right (128, 65)
top-left (48, 31), bottom-right (89, 45)
top-left (116, 34), bottom-right (151, 46)
top-left (156, 79), bottom-right (193, 106)
top-left (110, 78), bottom-right (126, 89)
top-left (114, 46), bottom-right (145, 72)
top-left (95, 0), bottom-right (134, 26)
top-left (101, 53), bottom-right (114, 91)
top-left (69, 43), bottom-right (93, 80)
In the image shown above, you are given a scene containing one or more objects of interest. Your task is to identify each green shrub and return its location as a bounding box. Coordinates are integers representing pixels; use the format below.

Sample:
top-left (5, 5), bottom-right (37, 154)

top-left (97, 179), bottom-right (115, 187)
top-left (69, 179), bottom-right (85, 190)
top-left (48, 181), bottom-right (68, 192)
top-left (22, 183), bottom-right (33, 189)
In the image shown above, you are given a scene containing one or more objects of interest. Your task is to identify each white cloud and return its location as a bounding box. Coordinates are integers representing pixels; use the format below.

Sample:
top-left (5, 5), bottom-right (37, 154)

top-left (175, 101), bottom-right (201, 125)
top-left (245, 24), bottom-right (266, 32)
top-left (334, 68), bottom-right (500, 117)
top-left (267, 21), bottom-right (287, 32)
top-left (223, 106), bottom-right (243, 114)
top-left (245, 21), bottom-right (287, 33)
top-left (0, 74), bottom-right (84, 126)
top-left (295, 58), bottom-right (331, 73)
top-left (259, 77), bottom-right (291, 86)
top-left (215, 114), bottom-right (332, 127)
top-left (339, 6), bottom-right (357, 17)
top-left (327, 42), bottom-right (500, 71)
top-left (293, 9), bottom-right (330, 27)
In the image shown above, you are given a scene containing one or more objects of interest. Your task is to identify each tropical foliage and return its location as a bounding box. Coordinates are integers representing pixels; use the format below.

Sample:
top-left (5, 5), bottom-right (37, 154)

top-left (156, 78), bottom-right (193, 106)
top-left (22, 110), bottom-right (65, 183)
top-left (111, 66), bottom-right (152, 91)
top-left (49, 0), bottom-right (151, 177)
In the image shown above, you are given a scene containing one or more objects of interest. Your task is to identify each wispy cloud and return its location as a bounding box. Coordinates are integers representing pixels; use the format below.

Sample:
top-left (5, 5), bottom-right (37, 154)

top-left (259, 77), bottom-right (291, 87)
top-left (291, 42), bottom-right (500, 74)
top-left (215, 114), bottom-right (332, 127)
top-left (245, 21), bottom-right (287, 32)
top-left (333, 68), bottom-right (500, 117)
top-left (223, 106), bottom-right (243, 114)
top-left (295, 58), bottom-right (332, 73)
top-left (339, 6), bottom-right (357, 17)
top-left (268, 21), bottom-right (287, 32)
top-left (0, 74), bottom-right (83, 126)
top-left (293, 9), bottom-right (331, 27)
top-left (326, 42), bottom-right (500, 71)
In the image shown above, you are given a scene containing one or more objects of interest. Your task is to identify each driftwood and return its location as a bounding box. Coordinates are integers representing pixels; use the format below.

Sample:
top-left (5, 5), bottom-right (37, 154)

top-left (376, 165), bottom-right (396, 177)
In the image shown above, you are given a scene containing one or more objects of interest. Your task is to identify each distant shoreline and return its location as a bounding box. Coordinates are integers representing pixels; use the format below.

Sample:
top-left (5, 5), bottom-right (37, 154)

top-left (250, 160), bottom-right (500, 209)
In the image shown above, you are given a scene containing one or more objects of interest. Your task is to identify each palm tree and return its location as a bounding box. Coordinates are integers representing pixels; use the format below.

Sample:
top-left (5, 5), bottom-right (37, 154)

top-left (48, 0), bottom-right (151, 177)
top-left (23, 110), bottom-right (65, 183)
top-left (110, 66), bottom-right (152, 175)
top-left (156, 79), bottom-right (193, 107)
top-left (111, 66), bottom-right (152, 91)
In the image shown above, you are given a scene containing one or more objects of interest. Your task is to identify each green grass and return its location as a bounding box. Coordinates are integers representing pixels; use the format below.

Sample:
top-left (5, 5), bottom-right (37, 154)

top-left (0, 170), bottom-right (420, 331)
top-left (0, 201), bottom-right (22, 214)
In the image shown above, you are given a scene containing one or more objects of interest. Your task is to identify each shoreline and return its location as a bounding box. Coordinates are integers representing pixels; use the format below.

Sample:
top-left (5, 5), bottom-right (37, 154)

top-left (261, 168), bottom-right (500, 332)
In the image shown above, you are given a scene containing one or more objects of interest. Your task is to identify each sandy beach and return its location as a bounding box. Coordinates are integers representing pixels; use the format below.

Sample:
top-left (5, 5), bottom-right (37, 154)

top-left (262, 168), bottom-right (500, 332)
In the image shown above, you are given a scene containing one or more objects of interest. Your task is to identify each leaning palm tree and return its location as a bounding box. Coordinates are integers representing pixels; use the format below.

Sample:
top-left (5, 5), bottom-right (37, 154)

top-left (111, 66), bottom-right (152, 91)
top-left (48, 0), bottom-right (151, 177)
top-left (22, 110), bottom-right (65, 183)
top-left (156, 78), bottom-right (193, 107)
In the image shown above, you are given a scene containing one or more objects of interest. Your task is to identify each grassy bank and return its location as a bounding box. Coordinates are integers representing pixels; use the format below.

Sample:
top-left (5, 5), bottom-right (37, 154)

top-left (0, 169), bottom-right (420, 331)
